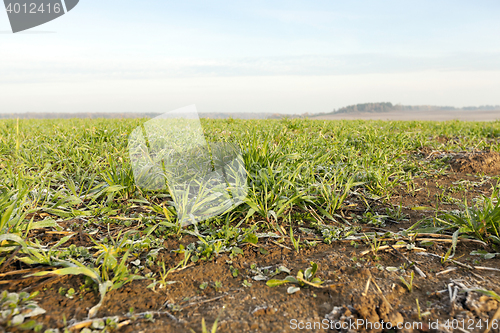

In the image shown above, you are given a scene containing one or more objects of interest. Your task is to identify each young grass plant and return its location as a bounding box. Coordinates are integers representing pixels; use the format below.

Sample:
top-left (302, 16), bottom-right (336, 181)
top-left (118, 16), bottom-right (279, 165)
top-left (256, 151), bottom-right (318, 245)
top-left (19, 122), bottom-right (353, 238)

top-left (150, 251), bottom-right (192, 290)
top-left (289, 224), bottom-right (300, 253)
top-left (0, 290), bottom-right (45, 331)
top-left (0, 187), bottom-right (29, 235)
top-left (29, 260), bottom-right (112, 318)
top-left (20, 232), bottom-right (142, 318)
top-left (266, 262), bottom-right (324, 294)
top-left (309, 173), bottom-right (357, 221)
top-left (436, 189), bottom-right (500, 245)
top-left (467, 288), bottom-right (500, 302)
top-left (189, 306), bottom-right (224, 333)
top-left (399, 271), bottom-right (415, 293)
top-left (362, 233), bottom-right (383, 258)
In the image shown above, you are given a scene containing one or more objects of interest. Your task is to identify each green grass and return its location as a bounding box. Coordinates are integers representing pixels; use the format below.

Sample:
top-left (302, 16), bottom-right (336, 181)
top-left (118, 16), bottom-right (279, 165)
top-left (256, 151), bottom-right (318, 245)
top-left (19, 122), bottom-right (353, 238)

top-left (2, 117), bottom-right (500, 324)
top-left (435, 186), bottom-right (500, 245)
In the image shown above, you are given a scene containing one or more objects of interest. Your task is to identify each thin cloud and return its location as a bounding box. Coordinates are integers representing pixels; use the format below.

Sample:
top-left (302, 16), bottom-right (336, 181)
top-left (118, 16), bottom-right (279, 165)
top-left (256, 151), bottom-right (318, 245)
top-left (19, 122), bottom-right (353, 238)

top-left (2, 52), bottom-right (500, 83)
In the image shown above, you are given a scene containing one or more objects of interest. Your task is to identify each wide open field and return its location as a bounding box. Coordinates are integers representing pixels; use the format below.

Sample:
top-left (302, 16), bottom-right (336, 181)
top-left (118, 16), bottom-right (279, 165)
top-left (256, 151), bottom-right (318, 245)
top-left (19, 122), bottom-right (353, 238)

top-left (312, 110), bottom-right (500, 122)
top-left (1, 118), bottom-right (500, 333)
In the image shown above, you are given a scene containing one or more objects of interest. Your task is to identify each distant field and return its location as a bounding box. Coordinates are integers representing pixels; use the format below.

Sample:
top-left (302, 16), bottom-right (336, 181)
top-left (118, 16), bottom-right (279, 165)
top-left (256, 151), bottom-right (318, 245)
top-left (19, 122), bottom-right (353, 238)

top-left (1, 118), bottom-right (500, 332)
top-left (312, 109), bottom-right (500, 121)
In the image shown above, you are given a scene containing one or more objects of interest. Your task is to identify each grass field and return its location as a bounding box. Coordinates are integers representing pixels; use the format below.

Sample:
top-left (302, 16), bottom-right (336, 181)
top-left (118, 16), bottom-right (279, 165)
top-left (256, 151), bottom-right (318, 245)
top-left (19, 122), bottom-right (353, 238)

top-left (1, 118), bottom-right (500, 332)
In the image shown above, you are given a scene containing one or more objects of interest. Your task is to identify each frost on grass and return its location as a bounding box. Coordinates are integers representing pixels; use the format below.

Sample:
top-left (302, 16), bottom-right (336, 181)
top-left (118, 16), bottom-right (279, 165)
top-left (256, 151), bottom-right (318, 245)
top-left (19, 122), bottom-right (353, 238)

top-left (128, 105), bottom-right (247, 226)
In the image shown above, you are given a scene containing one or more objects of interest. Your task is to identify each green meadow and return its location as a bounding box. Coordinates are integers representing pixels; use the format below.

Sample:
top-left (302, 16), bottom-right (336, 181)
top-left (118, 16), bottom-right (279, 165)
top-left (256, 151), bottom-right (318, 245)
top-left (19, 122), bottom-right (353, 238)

top-left (1, 118), bottom-right (500, 332)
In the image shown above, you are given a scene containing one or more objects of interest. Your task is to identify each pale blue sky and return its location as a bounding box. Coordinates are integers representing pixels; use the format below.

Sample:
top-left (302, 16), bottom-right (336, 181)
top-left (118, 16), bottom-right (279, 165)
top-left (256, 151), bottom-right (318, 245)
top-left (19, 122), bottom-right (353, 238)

top-left (1, 1), bottom-right (500, 114)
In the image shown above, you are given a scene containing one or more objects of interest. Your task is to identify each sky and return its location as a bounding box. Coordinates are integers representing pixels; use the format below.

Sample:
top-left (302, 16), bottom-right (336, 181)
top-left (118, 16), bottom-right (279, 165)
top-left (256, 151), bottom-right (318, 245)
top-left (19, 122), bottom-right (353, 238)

top-left (1, 0), bottom-right (500, 114)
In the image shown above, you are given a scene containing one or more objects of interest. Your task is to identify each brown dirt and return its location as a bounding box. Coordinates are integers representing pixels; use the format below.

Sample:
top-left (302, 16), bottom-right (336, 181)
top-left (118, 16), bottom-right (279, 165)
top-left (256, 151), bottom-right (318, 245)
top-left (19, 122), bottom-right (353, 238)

top-left (4, 234), bottom-right (500, 333)
top-left (2, 172), bottom-right (500, 333)
top-left (449, 152), bottom-right (500, 175)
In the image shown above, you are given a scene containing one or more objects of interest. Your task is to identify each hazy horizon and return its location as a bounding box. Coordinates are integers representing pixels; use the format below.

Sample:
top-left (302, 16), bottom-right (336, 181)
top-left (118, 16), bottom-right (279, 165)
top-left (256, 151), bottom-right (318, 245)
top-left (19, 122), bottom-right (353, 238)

top-left (1, 1), bottom-right (500, 114)
top-left (2, 101), bottom-right (500, 117)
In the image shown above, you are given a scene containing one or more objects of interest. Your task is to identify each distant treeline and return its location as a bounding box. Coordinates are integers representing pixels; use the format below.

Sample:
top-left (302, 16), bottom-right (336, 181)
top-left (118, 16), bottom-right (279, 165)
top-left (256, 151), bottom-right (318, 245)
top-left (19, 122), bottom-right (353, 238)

top-left (331, 102), bottom-right (500, 114)
top-left (333, 102), bottom-right (395, 114)
top-left (2, 103), bottom-right (499, 119)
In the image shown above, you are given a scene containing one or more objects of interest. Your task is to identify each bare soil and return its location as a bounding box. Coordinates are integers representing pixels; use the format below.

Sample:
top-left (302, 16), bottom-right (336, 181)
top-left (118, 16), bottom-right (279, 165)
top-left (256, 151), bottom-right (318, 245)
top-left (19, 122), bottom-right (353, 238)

top-left (4, 212), bottom-right (500, 333)
top-left (449, 152), bottom-right (500, 175)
